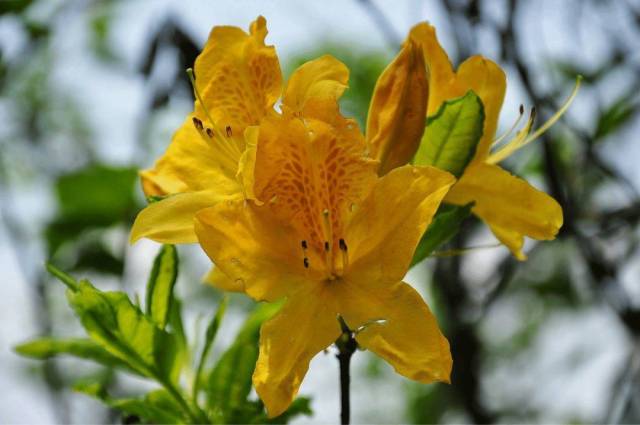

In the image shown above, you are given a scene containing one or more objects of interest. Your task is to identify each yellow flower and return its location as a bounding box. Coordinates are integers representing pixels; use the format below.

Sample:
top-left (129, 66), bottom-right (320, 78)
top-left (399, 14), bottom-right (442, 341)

top-left (195, 54), bottom-right (456, 417)
top-left (368, 22), bottom-right (577, 260)
top-left (130, 17), bottom-right (283, 244)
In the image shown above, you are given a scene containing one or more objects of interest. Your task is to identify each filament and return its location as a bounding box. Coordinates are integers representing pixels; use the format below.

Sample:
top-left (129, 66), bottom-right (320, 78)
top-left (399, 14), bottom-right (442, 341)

top-left (487, 76), bottom-right (581, 165)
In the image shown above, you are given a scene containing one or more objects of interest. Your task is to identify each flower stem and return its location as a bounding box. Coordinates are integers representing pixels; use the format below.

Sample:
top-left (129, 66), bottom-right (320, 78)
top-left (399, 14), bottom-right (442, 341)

top-left (336, 318), bottom-right (357, 425)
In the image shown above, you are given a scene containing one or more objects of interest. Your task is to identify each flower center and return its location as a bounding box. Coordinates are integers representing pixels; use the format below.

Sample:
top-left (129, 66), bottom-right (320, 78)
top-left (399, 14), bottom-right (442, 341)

top-left (252, 116), bottom-right (376, 281)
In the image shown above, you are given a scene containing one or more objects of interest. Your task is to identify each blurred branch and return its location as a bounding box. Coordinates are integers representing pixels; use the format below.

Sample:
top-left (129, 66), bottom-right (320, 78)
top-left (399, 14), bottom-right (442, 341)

top-left (355, 0), bottom-right (401, 49)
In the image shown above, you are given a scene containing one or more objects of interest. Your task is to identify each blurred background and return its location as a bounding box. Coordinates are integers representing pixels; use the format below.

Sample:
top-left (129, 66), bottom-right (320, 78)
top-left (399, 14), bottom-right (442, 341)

top-left (1, 0), bottom-right (640, 423)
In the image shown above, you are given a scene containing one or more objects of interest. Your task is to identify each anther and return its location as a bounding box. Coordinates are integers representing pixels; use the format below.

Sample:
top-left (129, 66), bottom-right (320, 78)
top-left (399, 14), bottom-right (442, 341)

top-left (324, 241), bottom-right (330, 252)
top-left (303, 257), bottom-right (309, 268)
top-left (301, 240), bottom-right (308, 250)
top-left (226, 125), bottom-right (232, 137)
top-left (205, 128), bottom-right (214, 138)
top-left (192, 117), bottom-right (203, 130)
top-left (519, 104), bottom-right (524, 114)
top-left (339, 238), bottom-right (349, 273)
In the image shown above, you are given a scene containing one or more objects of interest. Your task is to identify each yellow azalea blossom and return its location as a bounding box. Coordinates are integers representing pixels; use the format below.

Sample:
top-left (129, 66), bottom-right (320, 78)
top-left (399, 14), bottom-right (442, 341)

top-left (194, 49), bottom-right (456, 416)
top-left (131, 16), bottom-right (456, 418)
top-left (131, 17), bottom-right (283, 244)
top-left (372, 22), bottom-right (572, 260)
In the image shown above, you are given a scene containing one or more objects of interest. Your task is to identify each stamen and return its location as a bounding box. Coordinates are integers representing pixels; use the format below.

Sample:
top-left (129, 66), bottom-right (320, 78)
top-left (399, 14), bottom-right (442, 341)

top-left (303, 257), bottom-right (310, 268)
top-left (192, 117), bottom-right (203, 130)
top-left (324, 241), bottom-right (330, 252)
top-left (301, 240), bottom-right (308, 250)
top-left (226, 125), bottom-right (233, 137)
top-left (205, 128), bottom-right (214, 138)
top-left (187, 68), bottom-right (217, 131)
top-left (186, 68), bottom-right (242, 159)
top-left (492, 104), bottom-right (525, 147)
top-left (487, 76), bottom-right (581, 165)
top-left (339, 238), bottom-right (349, 273)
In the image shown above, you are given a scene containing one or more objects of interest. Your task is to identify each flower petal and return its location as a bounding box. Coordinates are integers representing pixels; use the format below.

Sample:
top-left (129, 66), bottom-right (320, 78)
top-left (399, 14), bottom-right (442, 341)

top-left (336, 279), bottom-right (451, 384)
top-left (140, 115), bottom-right (242, 197)
top-left (408, 23), bottom-right (455, 116)
top-left (254, 286), bottom-right (341, 417)
top-left (130, 190), bottom-right (237, 244)
top-left (409, 23), bottom-right (506, 161)
top-left (194, 16), bottom-right (282, 135)
top-left (281, 55), bottom-right (349, 122)
top-left (445, 162), bottom-right (563, 260)
top-left (345, 165), bottom-right (455, 285)
top-left (251, 114), bottom-right (377, 255)
top-left (455, 56), bottom-right (507, 160)
top-left (203, 266), bottom-right (244, 293)
top-left (194, 199), bottom-right (314, 302)
top-left (367, 40), bottom-right (428, 175)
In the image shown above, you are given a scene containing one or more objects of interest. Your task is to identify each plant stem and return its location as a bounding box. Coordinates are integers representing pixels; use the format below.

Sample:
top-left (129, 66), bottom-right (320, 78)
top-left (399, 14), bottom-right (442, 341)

top-left (336, 318), bottom-right (357, 425)
top-left (162, 378), bottom-right (206, 423)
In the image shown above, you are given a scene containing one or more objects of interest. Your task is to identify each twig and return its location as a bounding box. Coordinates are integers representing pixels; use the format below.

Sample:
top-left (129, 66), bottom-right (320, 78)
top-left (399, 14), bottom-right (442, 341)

top-left (336, 317), bottom-right (357, 425)
top-left (355, 0), bottom-right (401, 50)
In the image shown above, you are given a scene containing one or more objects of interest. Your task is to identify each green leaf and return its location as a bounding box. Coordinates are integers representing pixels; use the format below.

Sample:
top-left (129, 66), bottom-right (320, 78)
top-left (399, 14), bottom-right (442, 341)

top-left (207, 302), bottom-right (281, 419)
top-left (46, 165), bottom-right (139, 255)
top-left (411, 203), bottom-right (474, 267)
top-left (594, 96), bottom-right (638, 140)
top-left (193, 296), bottom-right (228, 400)
top-left (169, 298), bottom-right (187, 353)
top-left (55, 165), bottom-right (138, 222)
top-left (66, 279), bottom-right (183, 384)
top-left (145, 245), bottom-right (179, 329)
top-left (14, 337), bottom-right (135, 372)
top-left (74, 383), bottom-right (186, 424)
top-left (413, 91), bottom-right (484, 177)
top-left (46, 262), bottom-right (78, 291)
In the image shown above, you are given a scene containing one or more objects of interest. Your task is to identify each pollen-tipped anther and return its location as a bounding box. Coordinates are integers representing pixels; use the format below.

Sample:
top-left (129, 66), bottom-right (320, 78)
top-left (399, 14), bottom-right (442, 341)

top-left (339, 238), bottom-right (347, 251)
top-left (192, 117), bottom-right (203, 130)
top-left (339, 238), bottom-right (349, 273)
top-left (205, 128), bottom-right (214, 138)
top-left (226, 125), bottom-right (232, 137)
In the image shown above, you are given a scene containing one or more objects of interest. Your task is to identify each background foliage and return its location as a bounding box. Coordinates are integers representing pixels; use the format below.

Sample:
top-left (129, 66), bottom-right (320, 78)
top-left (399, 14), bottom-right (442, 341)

top-left (1, 0), bottom-right (640, 423)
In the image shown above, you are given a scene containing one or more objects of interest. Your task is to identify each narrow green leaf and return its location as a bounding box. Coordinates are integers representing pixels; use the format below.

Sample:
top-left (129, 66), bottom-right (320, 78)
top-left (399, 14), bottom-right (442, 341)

top-left (169, 298), bottom-right (187, 352)
top-left (74, 383), bottom-right (186, 424)
top-left (145, 245), bottom-right (178, 329)
top-left (46, 262), bottom-right (78, 291)
top-left (411, 203), bottom-right (474, 267)
top-left (207, 302), bottom-right (281, 418)
top-left (193, 296), bottom-right (228, 400)
top-left (594, 96), bottom-right (638, 140)
top-left (66, 279), bottom-right (182, 383)
top-left (14, 337), bottom-right (136, 372)
top-left (413, 90), bottom-right (484, 177)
